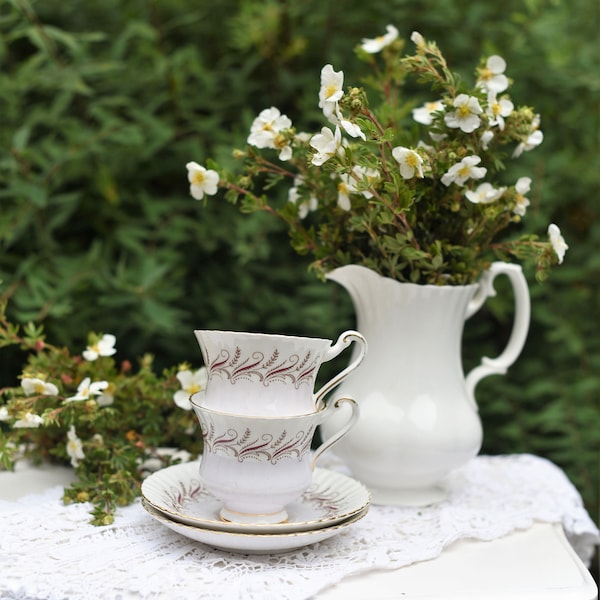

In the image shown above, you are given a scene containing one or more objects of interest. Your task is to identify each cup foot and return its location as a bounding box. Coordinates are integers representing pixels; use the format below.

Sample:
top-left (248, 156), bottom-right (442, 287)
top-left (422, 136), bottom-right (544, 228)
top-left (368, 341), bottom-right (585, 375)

top-left (220, 507), bottom-right (289, 525)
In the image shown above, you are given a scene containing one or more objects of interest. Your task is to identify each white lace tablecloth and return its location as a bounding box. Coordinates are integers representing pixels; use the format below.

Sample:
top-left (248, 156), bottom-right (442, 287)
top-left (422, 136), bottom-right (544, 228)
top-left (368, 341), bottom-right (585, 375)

top-left (0, 453), bottom-right (598, 600)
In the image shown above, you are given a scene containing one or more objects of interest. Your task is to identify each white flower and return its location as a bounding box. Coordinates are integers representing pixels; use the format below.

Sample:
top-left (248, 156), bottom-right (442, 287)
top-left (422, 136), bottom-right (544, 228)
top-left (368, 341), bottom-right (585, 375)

top-left (392, 146), bottom-right (424, 179)
top-left (348, 166), bottom-right (379, 198)
top-left (512, 116), bottom-right (543, 157)
top-left (82, 334), bottom-right (117, 361)
top-left (66, 425), bottom-right (85, 468)
top-left (412, 100), bottom-right (444, 125)
top-left (154, 447), bottom-right (193, 464)
top-left (337, 166), bottom-right (379, 210)
top-left (441, 156), bottom-right (487, 187)
top-left (360, 25), bottom-right (399, 54)
top-left (139, 457), bottom-right (164, 475)
top-left (323, 101), bottom-right (365, 140)
top-left (310, 126), bottom-right (342, 166)
top-left (319, 64), bottom-right (344, 110)
top-left (21, 377), bottom-right (59, 396)
top-left (486, 92), bottom-right (514, 130)
top-left (14, 412), bottom-right (44, 428)
top-left (276, 143), bottom-right (293, 161)
top-left (248, 107), bottom-right (292, 146)
top-left (65, 377), bottom-right (109, 402)
top-left (337, 175), bottom-right (352, 211)
top-left (288, 184), bottom-right (318, 219)
top-left (186, 162), bottom-right (219, 200)
top-left (477, 55), bottom-right (509, 94)
top-left (168, 449), bottom-right (192, 464)
top-left (335, 104), bottom-right (366, 140)
top-left (410, 31), bottom-right (425, 47)
top-left (444, 94), bottom-right (483, 133)
top-left (429, 132), bottom-right (447, 143)
top-left (97, 387), bottom-right (114, 407)
top-left (174, 368), bottom-right (208, 410)
top-left (465, 183), bottom-right (506, 204)
top-left (480, 130), bottom-right (494, 150)
top-left (0, 407), bottom-right (10, 421)
top-left (548, 224), bottom-right (568, 264)
top-left (513, 176), bottom-right (531, 216)
top-left (247, 107), bottom-right (293, 160)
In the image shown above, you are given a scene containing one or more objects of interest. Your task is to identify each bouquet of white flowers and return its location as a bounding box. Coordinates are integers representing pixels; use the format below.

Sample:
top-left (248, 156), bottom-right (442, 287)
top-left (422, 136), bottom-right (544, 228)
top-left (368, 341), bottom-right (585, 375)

top-left (187, 27), bottom-right (567, 284)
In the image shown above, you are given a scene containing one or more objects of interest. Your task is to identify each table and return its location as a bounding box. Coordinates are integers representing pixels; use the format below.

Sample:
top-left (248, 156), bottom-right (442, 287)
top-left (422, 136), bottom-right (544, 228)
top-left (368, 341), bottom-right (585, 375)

top-left (0, 455), bottom-right (598, 600)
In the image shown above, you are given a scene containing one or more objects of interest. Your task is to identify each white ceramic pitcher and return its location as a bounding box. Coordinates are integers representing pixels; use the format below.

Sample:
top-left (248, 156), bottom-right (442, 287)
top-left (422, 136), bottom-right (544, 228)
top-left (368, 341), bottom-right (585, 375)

top-left (320, 262), bottom-right (530, 506)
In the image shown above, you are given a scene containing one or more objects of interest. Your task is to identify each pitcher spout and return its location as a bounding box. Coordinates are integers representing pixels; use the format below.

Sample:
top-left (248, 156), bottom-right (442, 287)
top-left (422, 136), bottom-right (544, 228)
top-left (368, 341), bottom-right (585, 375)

top-left (326, 264), bottom-right (382, 288)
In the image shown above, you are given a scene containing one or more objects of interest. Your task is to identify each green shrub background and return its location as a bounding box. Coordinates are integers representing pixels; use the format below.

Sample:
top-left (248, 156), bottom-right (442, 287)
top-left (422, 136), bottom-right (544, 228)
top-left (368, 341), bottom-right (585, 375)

top-left (1, 0), bottom-right (598, 567)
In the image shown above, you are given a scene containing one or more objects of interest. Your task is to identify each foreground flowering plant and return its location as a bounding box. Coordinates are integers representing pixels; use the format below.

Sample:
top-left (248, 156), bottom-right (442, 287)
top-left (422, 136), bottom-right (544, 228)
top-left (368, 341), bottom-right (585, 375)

top-left (188, 28), bottom-right (567, 284)
top-left (0, 302), bottom-right (205, 525)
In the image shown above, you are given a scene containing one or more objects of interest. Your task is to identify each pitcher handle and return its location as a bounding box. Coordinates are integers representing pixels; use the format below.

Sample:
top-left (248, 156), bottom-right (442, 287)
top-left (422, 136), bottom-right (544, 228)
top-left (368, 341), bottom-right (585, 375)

top-left (465, 262), bottom-right (531, 407)
top-left (314, 330), bottom-right (367, 409)
top-left (312, 397), bottom-right (359, 469)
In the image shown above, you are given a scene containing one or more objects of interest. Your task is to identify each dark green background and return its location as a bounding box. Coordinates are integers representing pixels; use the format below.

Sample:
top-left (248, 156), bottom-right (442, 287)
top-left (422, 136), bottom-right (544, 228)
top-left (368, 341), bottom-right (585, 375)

top-left (1, 0), bottom-right (598, 573)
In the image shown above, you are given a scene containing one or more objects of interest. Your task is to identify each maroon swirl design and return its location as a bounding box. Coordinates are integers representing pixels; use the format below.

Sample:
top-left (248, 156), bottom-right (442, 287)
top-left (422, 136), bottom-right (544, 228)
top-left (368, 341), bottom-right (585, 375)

top-left (163, 478), bottom-right (207, 511)
top-left (200, 418), bottom-right (315, 464)
top-left (205, 346), bottom-right (320, 388)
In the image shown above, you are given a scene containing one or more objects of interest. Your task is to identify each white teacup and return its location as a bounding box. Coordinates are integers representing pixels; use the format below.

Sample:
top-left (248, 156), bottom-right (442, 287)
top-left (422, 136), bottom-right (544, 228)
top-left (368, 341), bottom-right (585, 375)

top-left (190, 392), bottom-right (359, 524)
top-left (194, 329), bottom-right (367, 416)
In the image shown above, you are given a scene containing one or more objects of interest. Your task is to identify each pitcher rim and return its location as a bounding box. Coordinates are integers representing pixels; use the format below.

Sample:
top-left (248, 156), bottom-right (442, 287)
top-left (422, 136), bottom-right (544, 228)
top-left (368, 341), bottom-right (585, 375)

top-left (325, 264), bottom-right (480, 291)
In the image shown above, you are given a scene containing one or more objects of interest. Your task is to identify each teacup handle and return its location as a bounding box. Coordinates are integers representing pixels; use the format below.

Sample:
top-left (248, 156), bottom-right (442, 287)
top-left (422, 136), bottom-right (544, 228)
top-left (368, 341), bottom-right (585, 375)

top-left (465, 262), bottom-right (531, 407)
top-left (314, 330), bottom-right (367, 408)
top-left (311, 397), bottom-right (359, 469)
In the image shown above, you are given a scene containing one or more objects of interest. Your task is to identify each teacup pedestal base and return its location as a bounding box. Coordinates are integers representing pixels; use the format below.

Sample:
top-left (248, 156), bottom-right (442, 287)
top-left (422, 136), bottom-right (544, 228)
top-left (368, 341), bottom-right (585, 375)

top-left (220, 506), bottom-right (289, 525)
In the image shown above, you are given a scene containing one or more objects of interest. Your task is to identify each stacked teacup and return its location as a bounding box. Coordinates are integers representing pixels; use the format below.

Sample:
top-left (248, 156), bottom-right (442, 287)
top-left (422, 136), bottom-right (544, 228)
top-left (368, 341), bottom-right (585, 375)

top-left (190, 329), bottom-right (367, 525)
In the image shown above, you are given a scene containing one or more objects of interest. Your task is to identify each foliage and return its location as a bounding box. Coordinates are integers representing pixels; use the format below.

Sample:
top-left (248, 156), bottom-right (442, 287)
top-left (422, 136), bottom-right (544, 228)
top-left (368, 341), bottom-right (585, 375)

top-left (0, 0), bottom-right (597, 567)
top-left (0, 301), bottom-right (203, 524)
top-left (190, 29), bottom-right (564, 285)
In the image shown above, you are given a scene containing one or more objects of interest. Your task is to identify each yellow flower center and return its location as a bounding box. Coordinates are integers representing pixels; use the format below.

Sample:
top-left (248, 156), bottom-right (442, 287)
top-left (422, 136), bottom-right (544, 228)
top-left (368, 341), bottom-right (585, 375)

top-left (325, 84), bottom-right (338, 100)
top-left (187, 383), bottom-right (202, 394)
top-left (480, 67), bottom-right (492, 81)
top-left (458, 166), bottom-right (471, 178)
top-left (405, 153), bottom-right (420, 168)
top-left (192, 172), bottom-right (206, 186)
top-left (274, 133), bottom-right (286, 149)
top-left (458, 104), bottom-right (472, 118)
top-left (34, 382), bottom-right (46, 394)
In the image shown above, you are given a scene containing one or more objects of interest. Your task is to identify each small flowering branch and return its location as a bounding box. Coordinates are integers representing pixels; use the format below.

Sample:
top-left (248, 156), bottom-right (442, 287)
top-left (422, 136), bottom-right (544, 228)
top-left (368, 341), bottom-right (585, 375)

top-left (0, 303), bottom-right (204, 525)
top-left (186, 27), bottom-right (567, 284)
top-left (402, 31), bottom-right (460, 97)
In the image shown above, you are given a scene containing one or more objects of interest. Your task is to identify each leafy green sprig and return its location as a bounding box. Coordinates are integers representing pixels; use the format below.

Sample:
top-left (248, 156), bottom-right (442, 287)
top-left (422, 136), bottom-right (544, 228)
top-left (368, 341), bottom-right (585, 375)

top-left (0, 301), bottom-right (202, 525)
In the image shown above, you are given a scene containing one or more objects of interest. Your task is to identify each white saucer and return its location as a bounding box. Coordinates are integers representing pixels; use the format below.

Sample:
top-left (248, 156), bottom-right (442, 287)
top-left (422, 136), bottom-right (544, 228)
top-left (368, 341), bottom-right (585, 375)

top-left (141, 461), bottom-right (370, 534)
top-left (142, 498), bottom-right (369, 554)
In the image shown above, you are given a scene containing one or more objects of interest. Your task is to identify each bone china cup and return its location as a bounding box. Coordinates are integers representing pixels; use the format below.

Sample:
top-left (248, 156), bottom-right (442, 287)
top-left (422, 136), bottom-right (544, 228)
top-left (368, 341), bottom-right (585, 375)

top-left (193, 329), bottom-right (367, 416)
top-left (190, 393), bottom-right (359, 525)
